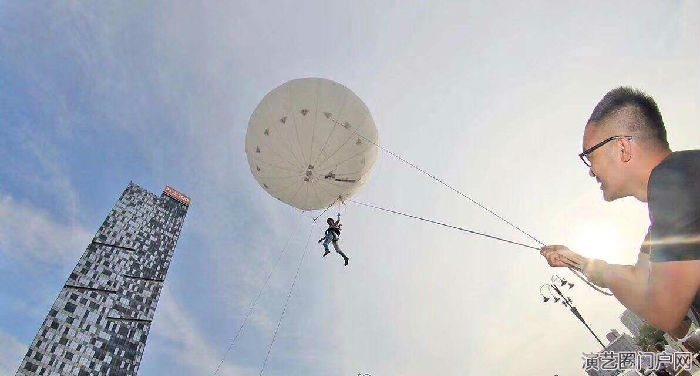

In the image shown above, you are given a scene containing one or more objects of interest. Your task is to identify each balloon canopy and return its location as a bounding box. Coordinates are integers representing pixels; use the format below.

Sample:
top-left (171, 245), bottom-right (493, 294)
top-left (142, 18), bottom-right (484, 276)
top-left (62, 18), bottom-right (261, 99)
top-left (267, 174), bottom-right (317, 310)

top-left (245, 78), bottom-right (379, 210)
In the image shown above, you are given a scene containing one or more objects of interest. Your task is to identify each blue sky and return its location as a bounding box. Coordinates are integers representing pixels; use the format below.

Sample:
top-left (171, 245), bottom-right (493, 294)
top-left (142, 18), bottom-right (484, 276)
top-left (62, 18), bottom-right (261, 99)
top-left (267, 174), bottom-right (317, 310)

top-left (1, 1), bottom-right (700, 375)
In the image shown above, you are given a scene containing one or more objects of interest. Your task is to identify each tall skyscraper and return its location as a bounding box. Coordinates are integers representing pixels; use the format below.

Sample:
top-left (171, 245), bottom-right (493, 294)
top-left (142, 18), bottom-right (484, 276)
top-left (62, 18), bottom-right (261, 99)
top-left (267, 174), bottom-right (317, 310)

top-left (17, 183), bottom-right (190, 376)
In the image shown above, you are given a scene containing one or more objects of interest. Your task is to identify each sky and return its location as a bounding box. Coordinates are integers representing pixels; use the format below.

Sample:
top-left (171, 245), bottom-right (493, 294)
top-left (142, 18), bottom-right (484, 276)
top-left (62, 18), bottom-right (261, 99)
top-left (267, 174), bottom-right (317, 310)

top-left (1, 1), bottom-right (699, 375)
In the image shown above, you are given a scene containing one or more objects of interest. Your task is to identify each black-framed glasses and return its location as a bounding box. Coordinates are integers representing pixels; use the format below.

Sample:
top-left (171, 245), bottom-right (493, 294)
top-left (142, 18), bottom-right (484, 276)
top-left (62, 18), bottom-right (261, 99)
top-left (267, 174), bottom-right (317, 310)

top-left (578, 136), bottom-right (633, 167)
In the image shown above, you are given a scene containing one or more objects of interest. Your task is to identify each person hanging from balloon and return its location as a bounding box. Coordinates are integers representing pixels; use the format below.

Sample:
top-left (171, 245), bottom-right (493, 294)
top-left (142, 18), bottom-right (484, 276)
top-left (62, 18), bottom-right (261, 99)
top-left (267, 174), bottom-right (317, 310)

top-left (318, 213), bottom-right (349, 266)
top-left (246, 78), bottom-right (378, 268)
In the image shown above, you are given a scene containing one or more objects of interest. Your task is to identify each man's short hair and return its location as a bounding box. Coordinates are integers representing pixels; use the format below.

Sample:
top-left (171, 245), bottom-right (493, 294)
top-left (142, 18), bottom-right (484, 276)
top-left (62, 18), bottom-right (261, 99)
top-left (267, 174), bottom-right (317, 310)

top-left (587, 87), bottom-right (669, 149)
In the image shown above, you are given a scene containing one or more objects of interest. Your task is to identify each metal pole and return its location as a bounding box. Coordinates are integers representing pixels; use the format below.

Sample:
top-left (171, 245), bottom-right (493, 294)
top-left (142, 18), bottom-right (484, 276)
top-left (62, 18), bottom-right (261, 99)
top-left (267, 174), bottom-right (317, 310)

top-left (549, 283), bottom-right (605, 349)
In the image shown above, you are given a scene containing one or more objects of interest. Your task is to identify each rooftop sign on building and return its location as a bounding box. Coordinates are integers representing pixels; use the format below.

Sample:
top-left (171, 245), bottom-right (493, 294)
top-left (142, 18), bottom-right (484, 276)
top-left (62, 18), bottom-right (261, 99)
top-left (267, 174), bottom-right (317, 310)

top-left (164, 186), bottom-right (191, 206)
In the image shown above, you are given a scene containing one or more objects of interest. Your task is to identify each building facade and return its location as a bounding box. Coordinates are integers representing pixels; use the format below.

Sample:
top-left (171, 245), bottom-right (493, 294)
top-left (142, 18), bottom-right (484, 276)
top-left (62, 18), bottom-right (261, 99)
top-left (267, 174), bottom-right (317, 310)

top-left (620, 309), bottom-right (645, 339)
top-left (17, 183), bottom-right (190, 376)
top-left (584, 330), bottom-right (641, 376)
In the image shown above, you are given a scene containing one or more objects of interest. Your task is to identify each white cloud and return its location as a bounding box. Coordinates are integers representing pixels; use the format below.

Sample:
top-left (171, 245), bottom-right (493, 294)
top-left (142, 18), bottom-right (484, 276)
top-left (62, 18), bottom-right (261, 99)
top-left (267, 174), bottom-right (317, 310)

top-left (145, 287), bottom-right (259, 376)
top-left (0, 331), bottom-right (26, 375)
top-left (0, 193), bottom-right (91, 267)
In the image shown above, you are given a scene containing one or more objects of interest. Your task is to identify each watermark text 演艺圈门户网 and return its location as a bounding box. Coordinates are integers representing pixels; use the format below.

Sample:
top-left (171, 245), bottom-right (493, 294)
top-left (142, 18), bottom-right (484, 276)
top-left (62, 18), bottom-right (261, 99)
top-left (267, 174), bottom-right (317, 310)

top-left (582, 351), bottom-right (694, 373)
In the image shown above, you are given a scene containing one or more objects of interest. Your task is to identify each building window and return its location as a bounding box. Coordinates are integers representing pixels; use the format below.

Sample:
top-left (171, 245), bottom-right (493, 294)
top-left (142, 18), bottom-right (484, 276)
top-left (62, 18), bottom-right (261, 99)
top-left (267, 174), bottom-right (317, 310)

top-left (24, 362), bottom-right (38, 372)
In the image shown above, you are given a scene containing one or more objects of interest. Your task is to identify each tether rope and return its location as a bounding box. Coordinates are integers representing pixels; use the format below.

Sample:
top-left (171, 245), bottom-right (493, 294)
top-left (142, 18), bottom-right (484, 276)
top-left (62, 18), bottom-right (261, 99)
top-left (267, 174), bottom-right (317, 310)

top-left (259, 224), bottom-right (315, 375)
top-left (327, 115), bottom-right (612, 296)
top-left (350, 200), bottom-right (539, 250)
top-left (327, 115), bottom-right (542, 246)
top-left (212, 217), bottom-right (302, 375)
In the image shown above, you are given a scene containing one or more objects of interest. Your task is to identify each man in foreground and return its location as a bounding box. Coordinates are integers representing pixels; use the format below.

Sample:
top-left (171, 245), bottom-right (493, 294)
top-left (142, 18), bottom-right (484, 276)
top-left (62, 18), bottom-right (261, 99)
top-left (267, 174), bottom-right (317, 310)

top-left (540, 87), bottom-right (700, 340)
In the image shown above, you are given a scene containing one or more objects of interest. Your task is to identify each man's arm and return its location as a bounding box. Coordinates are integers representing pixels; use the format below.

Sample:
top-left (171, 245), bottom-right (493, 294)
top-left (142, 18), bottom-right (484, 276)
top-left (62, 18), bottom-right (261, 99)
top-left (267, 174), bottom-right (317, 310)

top-left (542, 246), bottom-right (700, 334)
top-left (641, 260), bottom-right (700, 333)
top-left (603, 255), bottom-right (700, 334)
top-left (599, 253), bottom-right (649, 318)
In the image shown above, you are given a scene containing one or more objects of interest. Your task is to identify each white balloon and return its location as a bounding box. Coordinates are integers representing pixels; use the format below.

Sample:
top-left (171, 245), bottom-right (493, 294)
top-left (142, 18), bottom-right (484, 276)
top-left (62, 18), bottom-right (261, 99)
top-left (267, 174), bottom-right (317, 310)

top-left (246, 78), bottom-right (379, 210)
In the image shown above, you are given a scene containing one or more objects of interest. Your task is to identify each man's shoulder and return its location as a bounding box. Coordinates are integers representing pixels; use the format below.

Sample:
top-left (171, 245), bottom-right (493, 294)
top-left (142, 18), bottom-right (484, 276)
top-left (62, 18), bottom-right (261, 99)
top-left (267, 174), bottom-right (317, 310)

top-left (649, 150), bottom-right (700, 193)
top-left (648, 150), bottom-right (700, 227)
top-left (648, 151), bottom-right (700, 263)
top-left (652, 150), bottom-right (700, 177)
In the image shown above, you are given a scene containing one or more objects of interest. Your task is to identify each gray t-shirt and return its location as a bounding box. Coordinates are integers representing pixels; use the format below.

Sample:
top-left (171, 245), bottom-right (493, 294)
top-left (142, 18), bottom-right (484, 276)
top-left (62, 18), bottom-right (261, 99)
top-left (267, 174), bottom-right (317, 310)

top-left (640, 150), bottom-right (700, 321)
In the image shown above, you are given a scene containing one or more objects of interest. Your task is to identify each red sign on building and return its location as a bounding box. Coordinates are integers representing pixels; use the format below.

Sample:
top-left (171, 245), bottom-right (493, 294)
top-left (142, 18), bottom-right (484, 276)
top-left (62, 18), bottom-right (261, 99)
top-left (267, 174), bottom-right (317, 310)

top-left (163, 186), bottom-right (191, 206)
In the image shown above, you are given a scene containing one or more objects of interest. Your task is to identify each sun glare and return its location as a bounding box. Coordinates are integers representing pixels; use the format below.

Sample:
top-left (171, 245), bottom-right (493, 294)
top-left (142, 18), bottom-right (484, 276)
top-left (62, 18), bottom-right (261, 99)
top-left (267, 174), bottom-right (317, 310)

top-left (568, 221), bottom-right (627, 261)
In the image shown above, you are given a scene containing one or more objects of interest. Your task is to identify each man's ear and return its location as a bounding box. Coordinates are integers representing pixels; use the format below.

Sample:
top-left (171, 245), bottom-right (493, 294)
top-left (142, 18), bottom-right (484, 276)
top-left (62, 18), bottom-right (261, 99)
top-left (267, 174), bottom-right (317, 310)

top-left (620, 138), bottom-right (632, 163)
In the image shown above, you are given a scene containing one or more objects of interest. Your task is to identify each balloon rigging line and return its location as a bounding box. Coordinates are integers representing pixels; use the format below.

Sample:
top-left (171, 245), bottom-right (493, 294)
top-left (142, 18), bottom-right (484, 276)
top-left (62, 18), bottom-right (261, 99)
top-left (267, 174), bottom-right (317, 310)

top-left (312, 123), bottom-right (339, 168)
top-left (288, 86), bottom-right (308, 165)
top-left (264, 97), bottom-right (305, 168)
top-left (212, 216), bottom-right (302, 375)
top-left (327, 115), bottom-right (542, 246)
top-left (350, 200), bottom-right (540, 250)
top-left (251, 157), bottom-right (303, 175)
top-left (259, 224), bottom-right (315, 375)
top-left (312, 197), bottom-right (340, 222)
top-left (314, 131), bottom-right (357, 169)
top-left (327, 115), bottom-right (612, 296)
top-left (308, 81), bottom-right (321, 169)
top-left (310, 90), bottom-right (351, 168)
top-left (256, 134), bottom-right (305, 171)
